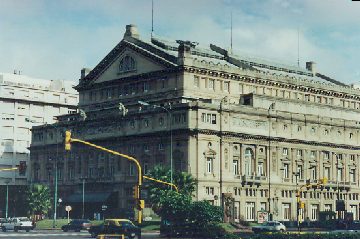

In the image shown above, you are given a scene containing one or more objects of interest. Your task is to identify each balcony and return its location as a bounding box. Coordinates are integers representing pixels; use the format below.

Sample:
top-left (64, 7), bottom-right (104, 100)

top-left (241, 174), bottom-right (266, 186)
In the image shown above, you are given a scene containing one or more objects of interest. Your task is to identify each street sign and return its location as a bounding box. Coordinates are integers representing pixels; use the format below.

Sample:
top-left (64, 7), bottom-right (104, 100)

top-left (65, 205), bottom-right (72, 212)
top-left (102, 205), bottom-right (108, 211)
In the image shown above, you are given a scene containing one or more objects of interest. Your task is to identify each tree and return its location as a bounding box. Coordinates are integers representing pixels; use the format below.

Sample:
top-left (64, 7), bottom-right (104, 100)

top-left (146, 165), bottom-right (196, 213)
top-left (26, 184), bottom-right (51, 216)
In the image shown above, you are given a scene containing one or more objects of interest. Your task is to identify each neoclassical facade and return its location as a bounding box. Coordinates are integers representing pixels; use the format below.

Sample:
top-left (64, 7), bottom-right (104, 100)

top-left (30, 24), bottom-right (360, 222)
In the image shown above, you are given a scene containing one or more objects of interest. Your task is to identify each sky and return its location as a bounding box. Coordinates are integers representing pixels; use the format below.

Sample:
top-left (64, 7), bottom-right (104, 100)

top-left (0, 0), bottom-right (359, 84)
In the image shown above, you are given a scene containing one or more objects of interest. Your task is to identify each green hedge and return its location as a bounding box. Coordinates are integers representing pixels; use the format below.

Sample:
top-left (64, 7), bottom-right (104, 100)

top-left (250, 233), bottom-right (360, 239)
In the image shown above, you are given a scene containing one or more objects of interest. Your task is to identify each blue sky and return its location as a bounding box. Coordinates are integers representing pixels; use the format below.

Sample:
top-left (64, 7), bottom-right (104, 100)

top-left (0, 0), bottom-right (359, 84)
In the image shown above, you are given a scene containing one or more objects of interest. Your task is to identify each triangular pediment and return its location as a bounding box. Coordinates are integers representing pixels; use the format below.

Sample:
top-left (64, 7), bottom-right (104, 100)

top-left (79, 39), bottom-right (178, 88)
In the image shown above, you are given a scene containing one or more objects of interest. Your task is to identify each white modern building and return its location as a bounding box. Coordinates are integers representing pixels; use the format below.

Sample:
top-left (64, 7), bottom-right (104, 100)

top-left (0, 72), bottom-right (78, 186)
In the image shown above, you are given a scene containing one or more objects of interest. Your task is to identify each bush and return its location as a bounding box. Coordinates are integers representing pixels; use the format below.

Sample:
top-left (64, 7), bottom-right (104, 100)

top-left (249, 232), bottom-right (360, 239)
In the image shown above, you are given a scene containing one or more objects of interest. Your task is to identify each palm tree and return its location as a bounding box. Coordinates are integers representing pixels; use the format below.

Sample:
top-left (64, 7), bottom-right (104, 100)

top-left (27, 184), bottom-right (51, 216)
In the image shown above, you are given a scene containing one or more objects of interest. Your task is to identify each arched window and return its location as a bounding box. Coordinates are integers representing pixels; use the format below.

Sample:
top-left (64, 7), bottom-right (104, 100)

top-left (119, 55), bottom-right (136, 72)
top-left (244, 148), bottom-right (254, 176)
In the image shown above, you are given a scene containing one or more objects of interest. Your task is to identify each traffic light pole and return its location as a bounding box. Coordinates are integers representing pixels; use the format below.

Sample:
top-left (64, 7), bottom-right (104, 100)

top-left (65, 131), bottom-right (143, 223)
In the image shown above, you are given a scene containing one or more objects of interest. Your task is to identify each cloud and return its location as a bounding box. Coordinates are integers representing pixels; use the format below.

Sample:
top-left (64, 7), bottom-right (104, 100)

top-left (0, 0), bottom-right (359, 84)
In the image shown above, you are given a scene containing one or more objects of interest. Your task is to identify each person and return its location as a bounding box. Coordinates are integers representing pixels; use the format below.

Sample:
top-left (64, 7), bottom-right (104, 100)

top-left (305, 217), bottom-right (311, 227)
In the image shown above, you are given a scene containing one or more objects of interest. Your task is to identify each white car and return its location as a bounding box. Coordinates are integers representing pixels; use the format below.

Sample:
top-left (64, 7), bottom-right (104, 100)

top-left (1, 217), bottom-right (33, 232)
top-left (252, 221), bottom-right (286, 233)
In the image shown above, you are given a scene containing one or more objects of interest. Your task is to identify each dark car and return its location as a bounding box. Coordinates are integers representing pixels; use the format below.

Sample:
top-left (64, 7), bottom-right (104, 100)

top-left (61, 219), bottom-right (92, 232)
top-left (88, 219), bottom-right (141, 239)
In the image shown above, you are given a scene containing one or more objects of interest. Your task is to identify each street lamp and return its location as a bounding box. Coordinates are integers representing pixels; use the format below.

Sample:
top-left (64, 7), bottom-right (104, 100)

top-left (138, 101), bottom-right (173, 186)
top-left (267, 103), bottom-right (275, 220)
top-left (5, 180), bottom-right (10, 218)
top-left (46, 124), bottom-right (60, 229)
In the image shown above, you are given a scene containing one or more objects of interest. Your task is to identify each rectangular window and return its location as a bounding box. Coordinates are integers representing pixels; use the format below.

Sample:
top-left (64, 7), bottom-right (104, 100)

top-left (311, 204), bottom-right (319, 221)
top-left (324, 204), bottom-right (332, 211)
top-left (350, 169), bottom-right (356, 183)
top-left (283, 148), bottom-right (288, 155)
top-left (206, 187), bottom-right (214, 195)
top-left (297, 165), bottom-right (303, 179)
top-left (201, 113), bottom-right (206, 122)
top-left (144, 163), bottom-right (149, 175)
top-left (257, 163), bottom-right (264, 176)
top-left (208, 79), bottom-right (215, 90)
top-left (245, 202), bottom-right (255, 221)
top-left (311, 151), bottom-right (316, 158)
top-left (311, 167), bottom-right (317, 180)
top-left (211, 114), bottom-right (217, 124)
top-left (233, 160), bottom-right (239, 175)
top-left (324, 152), bottom-right (330, 160)
top-left (194, 76), bottom-right (199, 88)
top-left (297, 149), bottom-right (303, 157)
top-left (224, 81), bottom-right (230, 92)
top-left (283, 164), bottom-right (289, 178)
top-left (324, 167), bottom-right (331, 180)
top-left (206, 158), bottom-right (213, 173)
top-left (129, 164), bottom-right (135, 176)
top-left (282, 203), bottom-right (291, 221)
top-left (337, 168), bottom-right (343, 181)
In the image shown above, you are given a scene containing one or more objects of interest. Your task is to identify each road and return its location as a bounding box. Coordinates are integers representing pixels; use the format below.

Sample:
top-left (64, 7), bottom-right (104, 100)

top-left (0, 230), bottom-right (160, 239)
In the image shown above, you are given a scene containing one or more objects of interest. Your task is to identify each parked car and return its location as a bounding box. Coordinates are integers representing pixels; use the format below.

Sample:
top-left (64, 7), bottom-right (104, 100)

top-left (88, 219), bottom-right (141, 239)
top-left (61, 219), bottom-right (92, 232)
top-left (1, 217), bottom-right (33, 232)
top-left (252, 221), bottom-right (286, 233)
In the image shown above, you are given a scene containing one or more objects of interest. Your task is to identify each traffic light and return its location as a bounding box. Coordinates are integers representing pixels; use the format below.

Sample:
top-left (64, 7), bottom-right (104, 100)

top-left (135, 199), bottom-right (145, 210)
top-left (319, 177), bottom-right (328, 185)
top-left (133, 185), bottom-right (139, 199)
top-left (65, 130), bottom-right (71, 151)
top-left (18, 161), bottom-right (27, 175)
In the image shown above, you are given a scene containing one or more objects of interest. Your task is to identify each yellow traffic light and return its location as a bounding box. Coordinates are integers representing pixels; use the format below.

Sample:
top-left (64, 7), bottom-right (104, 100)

top-left (139, 200), bottom-right (145, 209)
top-left (65, 130), bottom-right (71, 151)
top-left (320, 177), bottom-right (328, 185)
top-left (300, 201), bottom-right (305, 209)
top-left (133, 185), bottom-right (139, 199)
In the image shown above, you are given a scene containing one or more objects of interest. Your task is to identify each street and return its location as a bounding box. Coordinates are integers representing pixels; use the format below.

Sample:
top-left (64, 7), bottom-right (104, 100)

top-left (0, 230), bottom-right (160, 239)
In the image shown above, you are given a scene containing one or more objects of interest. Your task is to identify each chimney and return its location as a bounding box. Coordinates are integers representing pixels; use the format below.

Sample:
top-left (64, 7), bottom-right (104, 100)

top-left (81, 68), bottom-right (91, 79)
top-left (306, 61), bottom-right (317, 76)
top-left (123, 24), bottom-right (140, 40)
top-left (177, 40), bottom-right (197, 65)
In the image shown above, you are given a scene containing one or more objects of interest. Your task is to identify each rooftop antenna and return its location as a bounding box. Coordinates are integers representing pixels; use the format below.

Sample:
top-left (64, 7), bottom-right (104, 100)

top-left (151, 0), bottom-right (154, 37)
top-left (297, 27), bottom-right (300, 67)
top-left (230, 10), bottom-right (233, 53)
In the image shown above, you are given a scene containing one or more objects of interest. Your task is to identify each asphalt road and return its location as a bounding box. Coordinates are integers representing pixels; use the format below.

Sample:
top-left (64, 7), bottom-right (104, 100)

top-left (0, 230), bottom-right (160, 239)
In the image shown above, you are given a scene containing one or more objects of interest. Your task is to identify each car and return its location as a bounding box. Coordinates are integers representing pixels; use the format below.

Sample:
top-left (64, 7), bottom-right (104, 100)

top-left (1, 217), bottom-right (33, 232)
top-left (252, 221), bottom-right (286, 233)
top-left (61, 219), bottom-right (92, 232)
top-left (88, 219), bottom-right (141, 239)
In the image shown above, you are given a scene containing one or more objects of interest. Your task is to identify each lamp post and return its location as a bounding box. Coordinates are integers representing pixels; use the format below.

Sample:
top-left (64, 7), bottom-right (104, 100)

top-left (138, 101), bottom-right (173, 186)
top-left (82, 178), bottom-right (85, 219)
top-left (5, 180), bottom-right (10, 218)
top-left (267, 103), bottom-right (275, 220)
top-left (48, 124), bottom-right (59, 229)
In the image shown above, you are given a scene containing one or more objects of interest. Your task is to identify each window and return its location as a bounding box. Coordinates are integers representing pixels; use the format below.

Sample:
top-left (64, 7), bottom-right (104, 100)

top-left (206, 187), bottom-right (214, 195)
top-left (201, 113), bottom-right (217, 124)
top-left (233, 160), bottom-right (239, 175)
top-left (194, 76), bottom-right (199, 88)
top-left (337, 168), bottom-right (343, 181)
top-left (311, 167), bottom-right (317, 180)
top-left (208, 79), bottom-right (215, 90)
top-left (257, 163), bottom-right (264, 176)
top-left (324, 151), bottom-right (330, 160)
top-left (143, 162), bottom-right (149, 175)
top-left (350, 155), bottom-right (356, 161)
top-left (324, 167), bottom-right (331, 180)
top-left (260, 202), bottom-right (267, 211)
top-left (310, 151), bottom-right (316, 159)
top-left (350, 133), bottom-right (353, 139)
top-left (311, 204), bottom-right (319, 221)
top-left (143, 82), bottom-right (149, 92)
top-left (283, 164), bottom-right (289, 178)
top-left (129, 163), bottom-right (135, 176)
top-left (206, 157), bottom-right (213, 173)
top-left (244, 148), bottom-right (254, 176)
top-left (245, 202), bottom-right (255, 221)
top-left (297, 165), bottom-right (303, 179)
top-left (144, 119), bottom-right (149, 127)
top-left (119, 55), bottom-right (136, 72)
top-left (324, 129), bottom-right (329, 135)
top-left (350, 169), bottom-right (356, 183)
top-left (224, 81), bottom-right (230, 92)
top-left (282, 203), bottom-right (291, 221)
top-left (297, 149), bottom-right (303, 157)
top-left (324, 204), bottom-right (332, 212)
top-left (158, 143), bottom-right (164, 150)
top-left (283, 148), bottom-right (288, 155)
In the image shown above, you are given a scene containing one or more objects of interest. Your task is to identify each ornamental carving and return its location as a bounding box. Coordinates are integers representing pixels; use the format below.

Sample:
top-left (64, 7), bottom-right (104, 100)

top-left (233, 118), bottom-right (267, 129)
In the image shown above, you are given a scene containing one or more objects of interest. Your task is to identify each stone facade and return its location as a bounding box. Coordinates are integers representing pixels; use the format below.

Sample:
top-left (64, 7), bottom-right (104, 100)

top-left (30, 24), bottom-right (360, 222)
